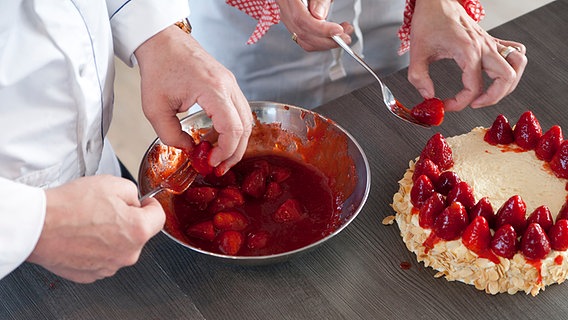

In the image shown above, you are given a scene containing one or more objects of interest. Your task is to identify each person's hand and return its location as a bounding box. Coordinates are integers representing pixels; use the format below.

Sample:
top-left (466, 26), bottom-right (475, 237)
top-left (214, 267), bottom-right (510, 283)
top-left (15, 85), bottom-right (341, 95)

top-left (408, 0), bottom-right (528, 111)
top-left (134, 25), bottom-right (253, 174)
top-left (26, 175), bottom-right (165, 283)
top-left (276, 0), bottom-right (353, 51)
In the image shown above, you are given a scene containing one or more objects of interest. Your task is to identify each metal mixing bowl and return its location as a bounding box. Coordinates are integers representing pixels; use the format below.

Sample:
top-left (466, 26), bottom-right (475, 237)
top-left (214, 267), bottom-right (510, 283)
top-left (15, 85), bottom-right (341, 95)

top-left (138, 101), bottom-right (370, 265)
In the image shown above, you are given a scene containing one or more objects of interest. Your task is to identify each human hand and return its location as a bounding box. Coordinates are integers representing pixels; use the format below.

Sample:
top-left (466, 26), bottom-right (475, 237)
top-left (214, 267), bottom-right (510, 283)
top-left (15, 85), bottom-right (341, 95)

top-left (27, 175), bottom-right (165, 283)
top-left (134, 25), bottom-right (253, 174)
top-left (408, 0), bottom-right (527, 111)
top-left (276, 0), bottom-right (353, 51)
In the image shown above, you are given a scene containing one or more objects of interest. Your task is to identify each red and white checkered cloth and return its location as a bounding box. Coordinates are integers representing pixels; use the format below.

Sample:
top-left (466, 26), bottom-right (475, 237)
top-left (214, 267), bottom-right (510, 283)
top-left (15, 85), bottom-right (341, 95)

top-left (397, 0), bottom-right (485, 55)
top-left (226, 0), bottom-right (281, 44)
top-left (226, 0), bottom-right (485, 50)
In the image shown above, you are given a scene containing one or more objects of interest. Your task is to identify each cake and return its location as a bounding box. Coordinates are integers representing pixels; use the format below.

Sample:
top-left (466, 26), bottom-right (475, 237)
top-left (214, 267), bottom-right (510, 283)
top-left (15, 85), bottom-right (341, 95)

top-left (390, 111), bottom-right (568, 296)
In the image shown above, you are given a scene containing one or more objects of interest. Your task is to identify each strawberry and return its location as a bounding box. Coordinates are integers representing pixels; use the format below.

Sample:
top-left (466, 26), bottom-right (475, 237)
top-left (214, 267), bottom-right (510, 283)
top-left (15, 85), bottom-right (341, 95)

top-left (213, 211), bottom-right (248, 231)
top-left (183, 186), bottom-right (218, 210)
top-left (418, 192), bottom-right (445, 229)
top-left (434, 171), bottom-right (461, 195)
top-left (513, 111), bottom-right (543, 150)
top-left (462, 216), bottom-right (492, 254)
top-left (270, 166), bottom-right (292, 183)
top-left (242, 168), bottom-right (268, 198)
top-left (412, 157), bottom-right (441, 184)
top-left (521, 223), bottom-right (551, 260)
top-left (410, 175), bottom-right (435, 209)
top-left (491, 224), bottom-right (518, 259)
top-left (484, 114), bottom-right (514, 145)
top-left (208, 186), bottom-right (245, 213)
top-left (446, 181), bottom-right (476, 211)
top-left (535, 125), bottom-right (563, 162)
top-left (495, 195), bottom-right (527, 235)
top-left (252, 159), bottom-right (270, 176)
top-left (216, 230), bottom-right (244, 255)
top-left (527, 205), bottom-right (553, 233)
top-left (264, 181), bottom-right (283, 199)
top-left (190, 141), bottom-right (214, 176)
top-left (433, 202), bottom-right (469, 241)
top-left (420, 133), bottom-right (454, 170)
top-left (186, 220), bottom-right (216, 241)
top-left (410, 98), bottom-right (445, 126)
top-left (557, 201), bottom-right (568, 222)
top-left (548, 219), bottom-right (568, 251)
top-left (549, 140), bottom-right (568, 179)
top-left (273, 198), bottom-right (303, 223)
top-left (246, 231), bottom-right (270, 250)
top-left (469, 197), bottom-right (495, 228)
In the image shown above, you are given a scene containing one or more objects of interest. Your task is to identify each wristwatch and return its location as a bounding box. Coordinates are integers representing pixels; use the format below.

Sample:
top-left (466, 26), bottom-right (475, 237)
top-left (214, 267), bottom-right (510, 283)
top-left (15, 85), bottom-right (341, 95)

top-left (175, 17), bottom-right (192, 34)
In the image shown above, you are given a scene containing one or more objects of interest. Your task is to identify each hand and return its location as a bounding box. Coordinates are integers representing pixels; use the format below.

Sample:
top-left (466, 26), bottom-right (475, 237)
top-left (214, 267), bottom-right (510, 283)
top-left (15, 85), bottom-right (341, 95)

top-left (27, 175), bottom-right (165, 283)
top-left (134, 26), bottom-right (253, 174)
top-left (408, 0), bottom-right (527, 111)
top-left (276, 0), bottom-right (353, 51)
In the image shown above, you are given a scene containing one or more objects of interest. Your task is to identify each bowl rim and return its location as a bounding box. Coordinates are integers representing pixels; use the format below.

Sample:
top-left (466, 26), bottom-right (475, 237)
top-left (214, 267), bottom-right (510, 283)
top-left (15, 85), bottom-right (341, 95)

top-left (139, 101), bottom-right (371, 262)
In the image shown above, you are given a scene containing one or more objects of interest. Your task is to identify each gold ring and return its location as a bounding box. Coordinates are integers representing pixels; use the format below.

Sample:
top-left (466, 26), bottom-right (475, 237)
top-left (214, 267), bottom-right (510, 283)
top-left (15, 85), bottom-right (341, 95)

top-left (291, 32), bottom-right (298, 43)
top-left (499, 46), bottom-right (520, 59)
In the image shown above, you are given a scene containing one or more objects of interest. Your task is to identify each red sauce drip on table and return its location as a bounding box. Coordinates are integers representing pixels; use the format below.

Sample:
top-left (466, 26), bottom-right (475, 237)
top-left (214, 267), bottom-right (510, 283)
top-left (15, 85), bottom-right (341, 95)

top-left (169, 154), bottom-right (337, 256)
top-left (400, 261), bottom-right (412, 270)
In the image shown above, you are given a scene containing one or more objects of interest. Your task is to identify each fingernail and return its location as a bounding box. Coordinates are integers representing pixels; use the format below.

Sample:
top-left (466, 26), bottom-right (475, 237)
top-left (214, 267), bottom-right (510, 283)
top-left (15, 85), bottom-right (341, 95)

top-left (418, 89), bottom-right (431, 98)
top-left (313, 5), bottom-right (326, 19)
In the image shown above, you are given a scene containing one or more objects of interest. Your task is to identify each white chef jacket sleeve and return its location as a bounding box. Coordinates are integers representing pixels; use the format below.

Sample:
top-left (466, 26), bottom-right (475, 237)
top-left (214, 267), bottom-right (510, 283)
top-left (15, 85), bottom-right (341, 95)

top-left (0, 178), bottom-right (46, 280)
top-left (107, 0), bottom-right (191, 66)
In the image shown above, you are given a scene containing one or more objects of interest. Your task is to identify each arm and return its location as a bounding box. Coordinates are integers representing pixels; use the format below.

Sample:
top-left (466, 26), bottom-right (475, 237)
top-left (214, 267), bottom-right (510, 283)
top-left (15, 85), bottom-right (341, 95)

top-left (407, 0), bottom-right (527, 111)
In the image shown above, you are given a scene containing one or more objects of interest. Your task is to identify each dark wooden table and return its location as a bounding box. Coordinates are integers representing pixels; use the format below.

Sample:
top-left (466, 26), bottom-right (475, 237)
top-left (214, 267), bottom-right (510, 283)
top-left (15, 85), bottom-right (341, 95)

top-left (3, 1), bottom-right (568, 319)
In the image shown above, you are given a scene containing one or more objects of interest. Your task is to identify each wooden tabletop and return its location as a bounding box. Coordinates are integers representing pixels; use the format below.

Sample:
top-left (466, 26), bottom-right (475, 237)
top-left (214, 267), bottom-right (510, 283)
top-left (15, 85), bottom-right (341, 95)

top-left (3, 1), bottom-right (568, 319)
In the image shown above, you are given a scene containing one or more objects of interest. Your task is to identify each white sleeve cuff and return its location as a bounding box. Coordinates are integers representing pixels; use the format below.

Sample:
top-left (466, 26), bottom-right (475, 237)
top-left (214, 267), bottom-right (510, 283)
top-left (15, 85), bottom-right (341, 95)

top-left (108, 0), bottom-right (190, 66)
top-left (0, 178), bottom-right (46, 280)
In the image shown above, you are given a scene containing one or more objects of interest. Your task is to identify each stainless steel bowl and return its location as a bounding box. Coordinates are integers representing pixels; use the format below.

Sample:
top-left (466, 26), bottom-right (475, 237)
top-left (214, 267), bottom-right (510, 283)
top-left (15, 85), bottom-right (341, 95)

top-left (138, 101), bottom-right (370, 265)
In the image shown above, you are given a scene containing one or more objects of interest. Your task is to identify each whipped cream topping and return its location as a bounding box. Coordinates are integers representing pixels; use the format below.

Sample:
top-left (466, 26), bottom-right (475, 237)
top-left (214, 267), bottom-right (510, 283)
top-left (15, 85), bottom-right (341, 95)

top-left (446, 127), bottom-right (568, 216)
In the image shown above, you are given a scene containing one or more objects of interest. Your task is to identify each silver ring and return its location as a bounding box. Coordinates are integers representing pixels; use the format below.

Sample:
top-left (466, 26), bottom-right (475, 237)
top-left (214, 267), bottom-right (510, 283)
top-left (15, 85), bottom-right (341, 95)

top-left (499, 46), bottom-right (520, 59)
top-left (291, 32), bottom-right (298, 43)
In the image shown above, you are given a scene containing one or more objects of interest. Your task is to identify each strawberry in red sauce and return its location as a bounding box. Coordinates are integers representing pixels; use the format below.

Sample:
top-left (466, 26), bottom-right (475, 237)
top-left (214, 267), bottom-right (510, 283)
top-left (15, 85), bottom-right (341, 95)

top-left (410, 98), bottom-right (445, 126)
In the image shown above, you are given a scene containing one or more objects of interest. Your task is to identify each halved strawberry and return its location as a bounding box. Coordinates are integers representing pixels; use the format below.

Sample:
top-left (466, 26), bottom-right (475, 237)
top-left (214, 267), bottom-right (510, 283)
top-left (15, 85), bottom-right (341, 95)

top-left (264, 181), bottom-right (283, 200)
top-left (183, 186), bottom-right (218, 210)
top-left (527, 205), bottom-right (553, 233)
top-left (242, 168), bottom-right (268, 198)
top-left (548, 219), bottom-right (568, 251)
top-left (410, 98), bottom-right (445, 126)
top-left (469, 197), bottom-right (495, 229)
top-left (418, 192), bottom-right (445, 229)
top-left (420, 133), bottom-right (454, 170)
top-left (513, 111), bottom-right (543, 150)
top-left (204, 170), bottom-right (237, 187)
top-left (246, 231), bottom-right (270, 250)
top-left (410, 175), bottom-right (435, 209)
top-left (446, 181), bottom-right (476, 211)
top-left (462, 216), bottom-right (492, 254)
top-left (491, 224), bottom-right (518, 259)
top-left (549, 140), bottom-right (568, 179)
top-left (213, 211), bottom-right (248, 231)
top-left (495, 195), bottom-right (527, 235)
top-left (433, 202), bottom-right (469, 241)
top-left (186, 220), bottom-right (216, 241)
top-left (535, 125), bottom-right (563, 162)
top-left (434, 171), bottom-right (461, 195)
top-left (216, 230), bottom-right (244, 255)
top-left (484, 114), bottom-right (514, 145)
top-left (412, 157), bottom-right (441, 184)
top-left (190, 141), bottom-right (214, 176)
top-left (208, 186), bottom-right (245, 213)
top-left (273, 199), bottom-right (303, 223)
top-left (521, 223), bottom-right (551, 260)
top-left (270, 166), bottom-right (292, 183)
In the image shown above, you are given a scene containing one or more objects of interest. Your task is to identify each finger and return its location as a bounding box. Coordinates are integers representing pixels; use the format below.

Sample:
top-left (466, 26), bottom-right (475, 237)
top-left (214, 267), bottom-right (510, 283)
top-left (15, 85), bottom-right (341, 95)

top-left (308, 0), bottom-right (333, 20)
top-left (206, 97), bottom-right (247, 168)
top-left (142, 95), bottom-right (195, 151)
top-left (137, 197), bottom-right (166, 237)
top-left (407, 55), bottom-right (435, 99)
top-left (495, 40), bottom-right (528, 95)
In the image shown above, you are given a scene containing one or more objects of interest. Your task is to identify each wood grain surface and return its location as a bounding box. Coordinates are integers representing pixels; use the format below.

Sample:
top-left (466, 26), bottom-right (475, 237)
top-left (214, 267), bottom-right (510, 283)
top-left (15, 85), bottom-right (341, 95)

top-left (2, 1), bottom-right (568, 319)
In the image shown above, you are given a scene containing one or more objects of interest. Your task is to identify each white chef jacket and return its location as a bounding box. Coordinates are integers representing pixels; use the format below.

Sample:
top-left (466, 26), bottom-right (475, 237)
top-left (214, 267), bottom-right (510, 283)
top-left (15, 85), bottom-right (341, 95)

top-left (188, 0), bottom-right (409, 109)
top-left (0, 0), bottom-right (189, 280)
